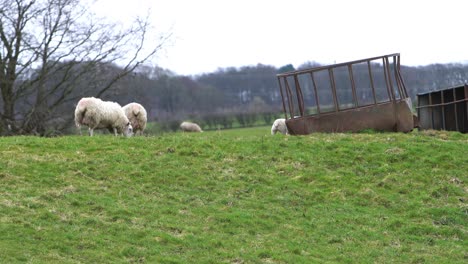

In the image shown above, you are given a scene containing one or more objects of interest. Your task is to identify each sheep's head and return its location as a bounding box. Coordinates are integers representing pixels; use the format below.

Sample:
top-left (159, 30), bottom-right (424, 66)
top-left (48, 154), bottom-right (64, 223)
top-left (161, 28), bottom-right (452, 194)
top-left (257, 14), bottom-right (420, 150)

top-left (124, 122), bottom-right (133, 137)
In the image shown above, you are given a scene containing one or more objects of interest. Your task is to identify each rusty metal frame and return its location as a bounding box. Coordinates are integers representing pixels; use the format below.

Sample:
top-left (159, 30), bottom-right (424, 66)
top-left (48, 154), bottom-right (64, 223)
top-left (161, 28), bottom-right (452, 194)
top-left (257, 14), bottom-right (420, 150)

top-left (417, 84), bottom-right (468, 133)
top-left (276, 53), bottom-right (415, 134)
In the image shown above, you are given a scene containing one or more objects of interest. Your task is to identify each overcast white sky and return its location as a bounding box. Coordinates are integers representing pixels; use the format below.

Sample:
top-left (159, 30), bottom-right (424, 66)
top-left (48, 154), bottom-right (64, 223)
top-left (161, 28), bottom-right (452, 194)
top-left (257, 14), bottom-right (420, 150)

top-left (92, 0), bottom-right (468, 76)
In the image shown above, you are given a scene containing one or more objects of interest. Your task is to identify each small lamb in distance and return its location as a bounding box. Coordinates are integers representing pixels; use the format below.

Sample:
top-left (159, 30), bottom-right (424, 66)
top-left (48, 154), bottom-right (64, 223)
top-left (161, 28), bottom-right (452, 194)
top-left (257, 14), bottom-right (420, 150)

top-left (122, 102), bottom-right (147, 136)
top-left (271, 118), bottom-right (289, 135)
top-left (74, 97), bottom-right (133, 137)
top-left (180, 121), bottom-right (203, 132)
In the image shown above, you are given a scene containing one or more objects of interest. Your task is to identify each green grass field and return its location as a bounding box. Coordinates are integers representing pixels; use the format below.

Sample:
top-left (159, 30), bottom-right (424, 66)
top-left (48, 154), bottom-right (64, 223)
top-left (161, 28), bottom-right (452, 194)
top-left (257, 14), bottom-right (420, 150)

top-left (0, 127), bottom-right (466, 263)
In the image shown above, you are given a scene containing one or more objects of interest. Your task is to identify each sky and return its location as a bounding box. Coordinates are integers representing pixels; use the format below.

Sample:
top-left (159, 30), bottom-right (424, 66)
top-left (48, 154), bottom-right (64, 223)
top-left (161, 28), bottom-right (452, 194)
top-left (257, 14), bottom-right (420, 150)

top-left (92, 0), bottom-right (468, 76)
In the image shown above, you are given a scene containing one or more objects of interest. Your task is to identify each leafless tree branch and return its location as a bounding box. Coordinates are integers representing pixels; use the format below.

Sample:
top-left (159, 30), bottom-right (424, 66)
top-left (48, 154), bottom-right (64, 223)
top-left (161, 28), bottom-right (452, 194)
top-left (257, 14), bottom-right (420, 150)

top-left (0, 0), bottom-right (171, 135)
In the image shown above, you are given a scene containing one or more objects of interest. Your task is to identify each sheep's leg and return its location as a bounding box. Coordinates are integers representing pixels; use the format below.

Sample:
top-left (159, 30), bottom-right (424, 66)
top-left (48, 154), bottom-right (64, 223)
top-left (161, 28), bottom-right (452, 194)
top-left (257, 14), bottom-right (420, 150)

top-left (88, 128), bottom-right (94, 136)
top-left (113, 127), bottom-right (118, 136)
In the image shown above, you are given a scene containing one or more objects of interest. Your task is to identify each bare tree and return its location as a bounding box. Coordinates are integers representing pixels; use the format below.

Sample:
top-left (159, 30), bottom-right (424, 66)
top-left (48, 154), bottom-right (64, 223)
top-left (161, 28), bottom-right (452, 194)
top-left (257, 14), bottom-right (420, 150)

top-left (0, 0), bottom-right (170, 135)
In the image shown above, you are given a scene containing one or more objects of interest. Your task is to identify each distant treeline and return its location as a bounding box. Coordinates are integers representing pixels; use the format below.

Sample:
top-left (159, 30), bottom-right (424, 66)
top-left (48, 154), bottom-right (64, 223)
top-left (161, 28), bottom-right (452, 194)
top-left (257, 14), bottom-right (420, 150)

top-left (2, 61), bottom-right (468, 134)
top-left (108, 62), bottom-right (468, 132)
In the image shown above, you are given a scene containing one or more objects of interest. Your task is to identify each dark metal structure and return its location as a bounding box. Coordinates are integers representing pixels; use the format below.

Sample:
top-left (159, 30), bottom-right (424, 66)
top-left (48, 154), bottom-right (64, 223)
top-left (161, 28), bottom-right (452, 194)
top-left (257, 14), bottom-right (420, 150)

top-left (416, 84), bottom-right (468, 133)
top-left (276, 53), bottom-right (415, 135)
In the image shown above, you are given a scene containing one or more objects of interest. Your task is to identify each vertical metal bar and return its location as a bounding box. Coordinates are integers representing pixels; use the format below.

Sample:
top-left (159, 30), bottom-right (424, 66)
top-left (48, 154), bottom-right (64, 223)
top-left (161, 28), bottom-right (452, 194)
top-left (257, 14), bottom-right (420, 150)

top-left (396, 55), bottom-right (409, 98)
top-left (277, 77), bottom-right (288, 120)
top-left (367, 61), bottom-right (377, 104)
top-left (348, 64), bottom-right (358, 107)
top-left (382, 58), bottom-right (392, 101)
top-left (294, 75), bottom-right (305, 116)
top-left (397, 69), bottom-right (409, 98)
top-left (283, 78), bottom-right (291, 117)
top-left (465, 85), bottom-right (468, 121)
top-left (329, 68), bottom-right (339, 112)
top-left (284, 78), bottom-right (295, 118)
top-left (384, 56), bottom-right (399, 131)
top-left (452, 87), bottom-right (459, 131)
top-left (392, 55), bottom-right (405, 99)
top-left (441, 91), bottom-right (446, 130)
top-left (429, 93), bottom-right (434, 129)
top-left (310, 72), bottom-right (321, 114)
top-left (417, 92), bottom-right (421, 128)
top-left (383, 57), bottom-right (396, 101)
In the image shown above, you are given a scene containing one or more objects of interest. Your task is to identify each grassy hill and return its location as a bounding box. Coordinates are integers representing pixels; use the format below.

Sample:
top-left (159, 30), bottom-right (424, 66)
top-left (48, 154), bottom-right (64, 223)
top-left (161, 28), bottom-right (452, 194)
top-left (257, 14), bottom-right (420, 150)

top-left (0, 128), bottom-right (466, 263)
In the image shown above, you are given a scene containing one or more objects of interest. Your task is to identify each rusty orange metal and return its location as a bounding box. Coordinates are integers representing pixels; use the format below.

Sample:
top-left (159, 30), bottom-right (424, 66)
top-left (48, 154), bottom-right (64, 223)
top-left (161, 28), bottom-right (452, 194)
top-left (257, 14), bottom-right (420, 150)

top-left (276, 53), bottom-right (415, 135)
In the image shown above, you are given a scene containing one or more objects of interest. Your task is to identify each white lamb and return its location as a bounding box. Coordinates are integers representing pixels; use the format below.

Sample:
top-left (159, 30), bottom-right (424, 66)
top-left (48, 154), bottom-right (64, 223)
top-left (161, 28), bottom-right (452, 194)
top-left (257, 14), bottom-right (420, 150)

top-left (180, 121), bottom-right (203, 132)
top-left (74, 97), bottom-right (133, 137)
top-left (271, 118), bottom-right (289, 135)
top-left (122, 102), bottom-right (147, 136)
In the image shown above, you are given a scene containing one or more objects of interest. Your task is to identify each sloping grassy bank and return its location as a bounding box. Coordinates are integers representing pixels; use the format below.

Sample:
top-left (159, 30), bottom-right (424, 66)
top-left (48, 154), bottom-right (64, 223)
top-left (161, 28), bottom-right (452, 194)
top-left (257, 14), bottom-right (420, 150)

top-left (0, 129), bottom-right (466, 263)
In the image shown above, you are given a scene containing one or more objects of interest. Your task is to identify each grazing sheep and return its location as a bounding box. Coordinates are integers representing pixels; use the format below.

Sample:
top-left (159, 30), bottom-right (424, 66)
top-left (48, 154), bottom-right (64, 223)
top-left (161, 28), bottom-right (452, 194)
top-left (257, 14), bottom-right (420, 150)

top-left (74, 97), bottom-right (133, 137)
top-left (180, 121), bottom-right (203, 132)
top-left (122, 102), bottom-right (147, 135)
top-left (271, 118), bottom-right (289, 135)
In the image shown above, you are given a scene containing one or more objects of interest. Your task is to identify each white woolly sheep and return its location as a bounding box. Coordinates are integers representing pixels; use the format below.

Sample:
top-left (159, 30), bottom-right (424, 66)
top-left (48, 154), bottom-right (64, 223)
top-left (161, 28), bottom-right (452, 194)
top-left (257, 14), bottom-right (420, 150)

top-left (122, 102), bottom-right (147, 136)
top-left (271, 118), bottom-right (289, 135)
top-left (180, 121), bottom-right (203, 132)
top-left (74, 97), bottom-right (133, 137)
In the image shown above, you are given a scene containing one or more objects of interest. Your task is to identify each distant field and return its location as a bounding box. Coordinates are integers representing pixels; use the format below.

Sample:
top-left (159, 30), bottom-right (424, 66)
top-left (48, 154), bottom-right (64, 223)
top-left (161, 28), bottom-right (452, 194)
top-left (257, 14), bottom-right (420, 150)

top-left (206, 125), bottom-right (274, 137)
top-left (143, 120), bottom-right (278, 135)
top-left (0, 129), bottom-right (466, 263)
